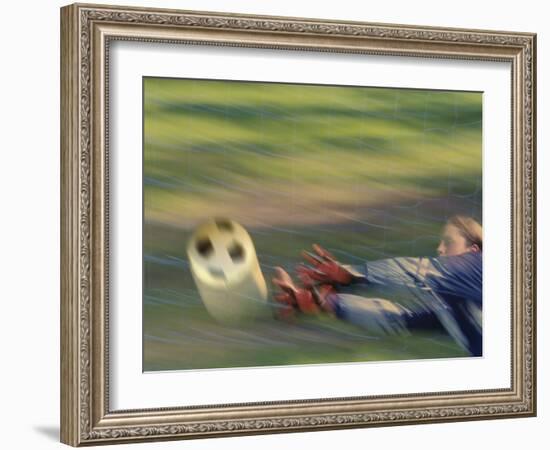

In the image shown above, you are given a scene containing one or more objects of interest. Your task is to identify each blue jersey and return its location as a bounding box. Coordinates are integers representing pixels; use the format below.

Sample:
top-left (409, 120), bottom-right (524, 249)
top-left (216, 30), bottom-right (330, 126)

top-left (331, 252), bottom-right (482, 356)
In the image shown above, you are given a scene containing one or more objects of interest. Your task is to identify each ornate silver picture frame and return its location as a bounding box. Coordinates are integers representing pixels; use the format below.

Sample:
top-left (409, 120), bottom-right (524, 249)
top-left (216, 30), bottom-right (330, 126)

top-left (60, 2), bottom-right (536, 446)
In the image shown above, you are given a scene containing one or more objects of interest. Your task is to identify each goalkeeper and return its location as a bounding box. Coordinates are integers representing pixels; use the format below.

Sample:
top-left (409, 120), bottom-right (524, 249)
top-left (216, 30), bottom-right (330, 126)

top-left (272, 215), bottom-right (482, 357)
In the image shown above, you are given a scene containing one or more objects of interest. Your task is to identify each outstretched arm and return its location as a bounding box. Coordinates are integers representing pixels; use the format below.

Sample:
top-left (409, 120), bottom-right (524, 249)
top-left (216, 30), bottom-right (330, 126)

top-left (360, 253), bottom-right (482, 308)
top-left (296, 244), bottom-right (435, 289)
top-left (349, 256), bottom-right (434, 289)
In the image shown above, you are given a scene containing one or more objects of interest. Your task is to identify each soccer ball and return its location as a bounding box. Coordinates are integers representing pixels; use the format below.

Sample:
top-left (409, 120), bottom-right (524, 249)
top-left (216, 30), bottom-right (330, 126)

top-left (187, 218), bottom-right (268, 325)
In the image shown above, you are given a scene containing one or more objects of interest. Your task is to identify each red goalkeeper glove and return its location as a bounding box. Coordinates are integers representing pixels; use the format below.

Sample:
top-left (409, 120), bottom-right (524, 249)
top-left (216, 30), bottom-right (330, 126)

top-left (272, 267), bottom-right (320, 317)
top-left (297, 244), bottom-right (354, 286)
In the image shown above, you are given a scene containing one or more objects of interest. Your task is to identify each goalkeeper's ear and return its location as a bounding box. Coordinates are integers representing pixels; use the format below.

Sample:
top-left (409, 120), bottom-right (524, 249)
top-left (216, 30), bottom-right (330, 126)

top-left (469, 243), bottom-right (481, 253)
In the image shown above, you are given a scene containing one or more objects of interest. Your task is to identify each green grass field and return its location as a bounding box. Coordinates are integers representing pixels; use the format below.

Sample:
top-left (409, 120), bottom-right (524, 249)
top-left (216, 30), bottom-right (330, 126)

top-left (143, 77), bottom-right (482, 371)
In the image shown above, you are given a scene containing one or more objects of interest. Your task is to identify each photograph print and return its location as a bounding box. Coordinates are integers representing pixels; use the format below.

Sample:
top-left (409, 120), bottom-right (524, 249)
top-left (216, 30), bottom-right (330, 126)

top-left (142, 77), bottom-right (483, 371)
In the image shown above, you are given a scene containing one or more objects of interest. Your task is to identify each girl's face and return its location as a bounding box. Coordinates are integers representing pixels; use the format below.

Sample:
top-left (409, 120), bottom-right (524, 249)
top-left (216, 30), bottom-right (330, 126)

top-left (437, 224), bottom-right (479, 257)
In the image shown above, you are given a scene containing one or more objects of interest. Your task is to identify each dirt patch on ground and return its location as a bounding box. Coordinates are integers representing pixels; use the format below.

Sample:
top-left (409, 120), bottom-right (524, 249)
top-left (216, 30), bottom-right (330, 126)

top-left (145, 182), bottom-right (465, 231)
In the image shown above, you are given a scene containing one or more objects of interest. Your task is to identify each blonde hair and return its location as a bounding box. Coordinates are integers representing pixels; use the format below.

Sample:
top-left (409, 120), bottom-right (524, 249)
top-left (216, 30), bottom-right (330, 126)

top-left (447, 215), bottom-right (482, 251)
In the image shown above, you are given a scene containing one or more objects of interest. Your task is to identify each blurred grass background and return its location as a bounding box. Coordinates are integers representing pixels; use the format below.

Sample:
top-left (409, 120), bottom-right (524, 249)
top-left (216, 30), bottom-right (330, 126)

top-left (143, 77), bottom-right (482, 371)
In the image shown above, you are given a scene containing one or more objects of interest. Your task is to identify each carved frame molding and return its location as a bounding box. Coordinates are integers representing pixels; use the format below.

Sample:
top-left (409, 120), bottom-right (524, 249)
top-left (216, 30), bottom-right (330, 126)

top-left (61, 3), bottom-right (536, 446)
